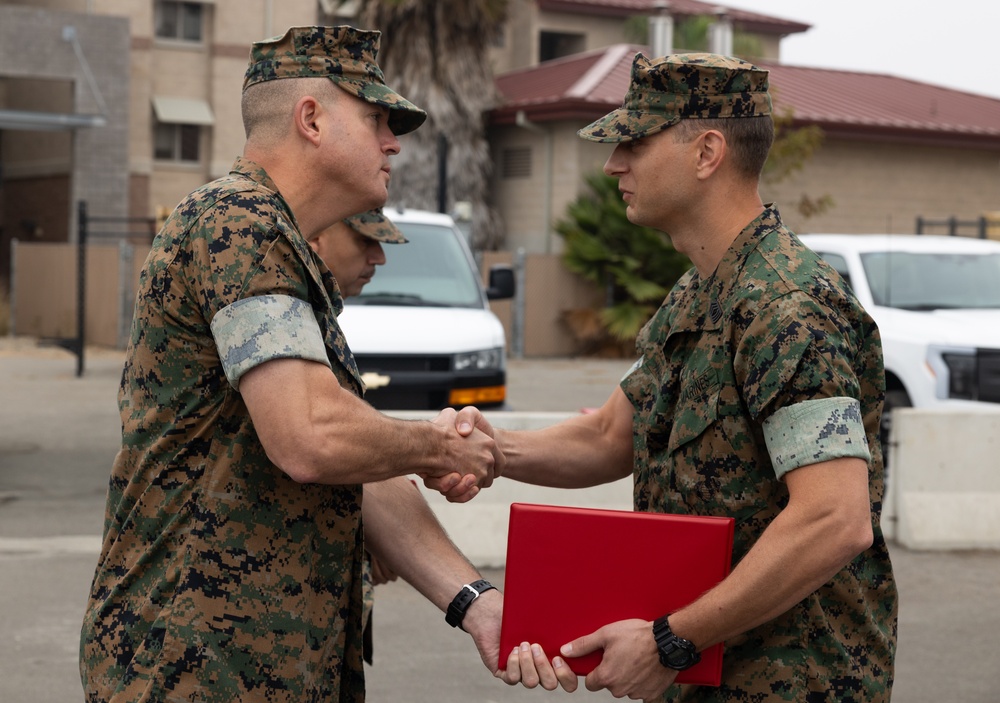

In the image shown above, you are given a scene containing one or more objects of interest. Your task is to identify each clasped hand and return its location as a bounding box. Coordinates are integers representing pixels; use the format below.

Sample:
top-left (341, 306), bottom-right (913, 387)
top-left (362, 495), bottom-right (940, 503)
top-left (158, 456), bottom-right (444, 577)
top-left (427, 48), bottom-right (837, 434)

top-left (500, 618), bottom-right (678, 698)
top-left (424, 407), bottom-right (505, 502)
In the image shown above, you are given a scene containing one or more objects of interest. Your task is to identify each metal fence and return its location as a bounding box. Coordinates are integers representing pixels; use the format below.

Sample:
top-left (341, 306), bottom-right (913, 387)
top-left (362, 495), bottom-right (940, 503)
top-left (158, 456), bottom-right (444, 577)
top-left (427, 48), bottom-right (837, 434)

top-left (9, 201), bottom-right (152, 375)
top-left (915, 215), bottom-right (1000, 239)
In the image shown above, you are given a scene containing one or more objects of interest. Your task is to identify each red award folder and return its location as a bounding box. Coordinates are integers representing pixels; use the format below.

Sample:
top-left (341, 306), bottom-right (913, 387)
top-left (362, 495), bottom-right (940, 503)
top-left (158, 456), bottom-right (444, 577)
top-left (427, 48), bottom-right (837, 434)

top-left (499, 502), bottom-right (735, 686)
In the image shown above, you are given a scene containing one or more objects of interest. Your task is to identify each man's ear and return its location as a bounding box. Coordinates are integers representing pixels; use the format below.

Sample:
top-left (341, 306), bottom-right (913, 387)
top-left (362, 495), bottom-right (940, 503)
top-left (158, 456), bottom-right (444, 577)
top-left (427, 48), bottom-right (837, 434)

top-left (293, 95), bottom-right (324, 147)
top-left (694, 130), bottom-right (726, 180)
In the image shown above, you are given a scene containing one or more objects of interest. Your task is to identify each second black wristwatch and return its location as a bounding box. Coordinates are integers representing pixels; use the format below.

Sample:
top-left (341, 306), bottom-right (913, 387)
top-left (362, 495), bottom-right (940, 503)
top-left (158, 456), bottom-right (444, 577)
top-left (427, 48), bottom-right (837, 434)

top-left (445, 579), bottom-right (496, 630)
top-left (652, 615), bottom-right (701, 671)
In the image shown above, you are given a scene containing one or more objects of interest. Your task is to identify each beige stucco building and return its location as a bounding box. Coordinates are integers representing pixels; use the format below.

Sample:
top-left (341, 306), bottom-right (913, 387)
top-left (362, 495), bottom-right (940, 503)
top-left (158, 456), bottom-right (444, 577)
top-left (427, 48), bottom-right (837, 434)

top-left (5, 0), bottom-right (998, 356)
top-left (487, 1), bottom-right (1000, 253)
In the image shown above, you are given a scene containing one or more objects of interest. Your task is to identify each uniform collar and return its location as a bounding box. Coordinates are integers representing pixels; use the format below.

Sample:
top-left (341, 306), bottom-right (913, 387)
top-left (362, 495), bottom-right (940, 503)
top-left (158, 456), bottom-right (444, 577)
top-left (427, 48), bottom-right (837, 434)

top-left (229, 156), bottom-right (301, 232)
top-left (671, 205), bottom-right (783, 332)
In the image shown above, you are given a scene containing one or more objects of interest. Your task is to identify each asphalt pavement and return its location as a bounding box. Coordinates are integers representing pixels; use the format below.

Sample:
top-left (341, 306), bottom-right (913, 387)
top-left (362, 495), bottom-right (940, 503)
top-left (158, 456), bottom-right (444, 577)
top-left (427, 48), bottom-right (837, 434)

top-left (1, 337), bottom-right (999, 702)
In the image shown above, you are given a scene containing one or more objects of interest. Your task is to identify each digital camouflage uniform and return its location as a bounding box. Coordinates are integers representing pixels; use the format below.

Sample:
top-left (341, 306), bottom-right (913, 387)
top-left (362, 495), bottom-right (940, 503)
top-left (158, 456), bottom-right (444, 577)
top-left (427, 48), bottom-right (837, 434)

top-left (79, 156), bottom-right (367, 702)
top-left (80, 25), bottom-right (425, 703)
top-left (621, 209), bottom-right (897, 702)
top-left (581, 54), bottom-right (897, 702)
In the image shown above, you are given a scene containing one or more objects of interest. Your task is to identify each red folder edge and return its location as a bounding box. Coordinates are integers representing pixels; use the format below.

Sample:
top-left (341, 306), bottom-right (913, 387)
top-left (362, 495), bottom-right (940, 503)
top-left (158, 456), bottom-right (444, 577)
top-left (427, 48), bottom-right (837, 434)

top-left (499, 503), bottom-right (735, 686)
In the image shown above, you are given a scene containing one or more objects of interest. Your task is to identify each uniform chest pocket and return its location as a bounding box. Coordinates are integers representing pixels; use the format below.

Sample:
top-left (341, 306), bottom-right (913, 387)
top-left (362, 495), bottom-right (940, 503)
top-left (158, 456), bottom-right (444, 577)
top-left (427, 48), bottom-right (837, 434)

top-left (667, 369), bottom-right (722, 453)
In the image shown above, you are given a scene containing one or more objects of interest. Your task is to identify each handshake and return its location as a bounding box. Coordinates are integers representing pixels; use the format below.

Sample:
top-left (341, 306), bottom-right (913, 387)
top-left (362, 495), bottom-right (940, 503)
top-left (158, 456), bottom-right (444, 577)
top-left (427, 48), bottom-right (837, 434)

top-left (423, 406), bottom-right (503, 503)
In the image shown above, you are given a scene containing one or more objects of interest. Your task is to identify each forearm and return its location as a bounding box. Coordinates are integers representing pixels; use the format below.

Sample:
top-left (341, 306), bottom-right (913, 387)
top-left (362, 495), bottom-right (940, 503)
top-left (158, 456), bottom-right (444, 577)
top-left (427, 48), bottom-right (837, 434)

top-left (668, 458), bottom-right (874, 650)
top-left (498, 387), bottom-right (634, 488)
top-left (363, 477), bottom-right (482, 608)
top-left (241, 358), bottom-right (495, 485)
top-left (303, 386), bottom-right (462, 484)
top-left (363, 476), bottom-right (503, 669)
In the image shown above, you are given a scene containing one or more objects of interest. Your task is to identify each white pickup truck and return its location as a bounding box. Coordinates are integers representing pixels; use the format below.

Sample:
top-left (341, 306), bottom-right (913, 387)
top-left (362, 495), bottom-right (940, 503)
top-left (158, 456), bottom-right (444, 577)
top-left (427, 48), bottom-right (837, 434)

top-left (799, 234), bottom-right (1000, 456)
top-left (337, 207), bottom-right (514, 410)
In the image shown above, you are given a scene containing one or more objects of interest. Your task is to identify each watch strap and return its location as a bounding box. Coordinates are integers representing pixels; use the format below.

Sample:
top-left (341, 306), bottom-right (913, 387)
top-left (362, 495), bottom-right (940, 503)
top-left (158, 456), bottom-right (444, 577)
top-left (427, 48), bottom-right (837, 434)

top-left (445, 579), bottom-right (496, 630)
top-left (653, 615), bottom-right (701, 670)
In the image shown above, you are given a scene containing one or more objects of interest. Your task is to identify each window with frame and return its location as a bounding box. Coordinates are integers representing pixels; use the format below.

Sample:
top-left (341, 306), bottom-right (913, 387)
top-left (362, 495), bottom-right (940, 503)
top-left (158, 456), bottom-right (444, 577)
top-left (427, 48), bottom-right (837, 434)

top-left (154, 1), bottom-right (205, 42)
top-left (501, 146), bottom-right (532, 179)
top-left (154, 123), bottom-right (201, 162)
top-left (539, 31), bottom-right (585, 63)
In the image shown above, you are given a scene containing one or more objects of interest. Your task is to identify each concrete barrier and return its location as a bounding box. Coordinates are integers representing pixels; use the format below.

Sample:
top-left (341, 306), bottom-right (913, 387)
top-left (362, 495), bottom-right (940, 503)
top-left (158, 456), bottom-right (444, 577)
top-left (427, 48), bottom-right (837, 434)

top-left (389, 411), bottom-right (632, 567)
top-left (890, 407), bottom-right (1000, 550)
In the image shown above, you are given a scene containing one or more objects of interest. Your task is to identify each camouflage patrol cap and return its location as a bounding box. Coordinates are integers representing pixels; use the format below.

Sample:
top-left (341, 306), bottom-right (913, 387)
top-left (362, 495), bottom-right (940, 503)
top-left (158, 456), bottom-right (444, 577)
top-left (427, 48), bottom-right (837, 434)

top-left (578, 52), bottom-right (771, 143)
top-left (243, 25), bottom-right (426, 136)
top-left (344, 209), bottom-right (407, 244)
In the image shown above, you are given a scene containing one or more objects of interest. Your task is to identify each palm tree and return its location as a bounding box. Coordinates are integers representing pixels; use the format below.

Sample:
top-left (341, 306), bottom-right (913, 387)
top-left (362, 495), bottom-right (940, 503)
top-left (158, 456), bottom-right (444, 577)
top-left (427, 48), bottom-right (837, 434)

top-left (354, 0), bottom-right (508, 250)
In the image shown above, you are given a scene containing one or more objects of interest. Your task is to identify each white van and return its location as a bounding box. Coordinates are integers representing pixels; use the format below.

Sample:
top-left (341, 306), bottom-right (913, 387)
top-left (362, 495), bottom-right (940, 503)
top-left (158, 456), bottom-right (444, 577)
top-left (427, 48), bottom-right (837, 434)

top-left (799, 234), bottom-right (1000, 454)
top-left (337, 207), bottom-right (514, 410)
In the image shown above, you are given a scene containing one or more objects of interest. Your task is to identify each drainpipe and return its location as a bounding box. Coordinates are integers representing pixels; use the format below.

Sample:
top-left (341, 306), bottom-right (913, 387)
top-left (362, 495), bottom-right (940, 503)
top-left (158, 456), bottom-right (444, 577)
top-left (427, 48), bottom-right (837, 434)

top-left (709, 8), bottom-right (733, 56)
top-left (648, 0), bottom-right (673, 57)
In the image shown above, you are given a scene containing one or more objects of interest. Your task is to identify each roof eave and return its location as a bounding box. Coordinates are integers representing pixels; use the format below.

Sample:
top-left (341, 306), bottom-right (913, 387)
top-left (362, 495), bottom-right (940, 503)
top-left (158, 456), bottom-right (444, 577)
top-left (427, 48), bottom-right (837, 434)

top-left (490, 99), bottom-right (610, 126)
top-left (492, 102), bottom-right (1000, 151)
top-left (790, 119), bottom-right (1000, 151)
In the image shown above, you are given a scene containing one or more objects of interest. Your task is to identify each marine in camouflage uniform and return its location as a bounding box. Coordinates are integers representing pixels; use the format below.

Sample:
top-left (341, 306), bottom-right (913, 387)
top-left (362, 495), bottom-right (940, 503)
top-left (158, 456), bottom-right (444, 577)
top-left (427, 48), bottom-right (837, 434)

top-left (80, 156), bottom-right (369, 702)
top-left (78, 26), bottom-right (498, 703)
top-left (620, 208), bottom-right (896, 702)
top-left (486, 53), bottom-right (896, 701)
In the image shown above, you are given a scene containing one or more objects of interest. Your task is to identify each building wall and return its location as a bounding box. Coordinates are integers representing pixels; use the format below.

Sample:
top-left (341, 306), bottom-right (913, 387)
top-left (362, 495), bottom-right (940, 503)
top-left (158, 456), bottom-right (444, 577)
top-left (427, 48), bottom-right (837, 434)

top-left (492, 126), bottom-right (550, 252)
top-left (495, 115), bottom-right (1000, 252)
top-left (491, 122), bottom-right (627, 255)
top-left (536, 9), bottom-right (632, 56)
top-left (11, 239), bottom-right (146, 348)
top-left (0, 2), bottom-right (130, 285)
top-left (1, 0), bottom-right (318, 228)
top-left (762, 138), bottom-right (1000, 236)
top-left (493, 3), bottom-right (633, 71)
top-left (491, 1), bottom-right (788, 73)
top-left (134, 0), bottom-right (317, 214)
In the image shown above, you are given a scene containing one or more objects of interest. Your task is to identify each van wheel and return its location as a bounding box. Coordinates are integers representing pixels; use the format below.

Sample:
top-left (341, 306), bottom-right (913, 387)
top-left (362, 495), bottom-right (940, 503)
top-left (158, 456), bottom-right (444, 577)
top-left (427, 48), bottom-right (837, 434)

top-left (880, 389), bottom-right (912, 476)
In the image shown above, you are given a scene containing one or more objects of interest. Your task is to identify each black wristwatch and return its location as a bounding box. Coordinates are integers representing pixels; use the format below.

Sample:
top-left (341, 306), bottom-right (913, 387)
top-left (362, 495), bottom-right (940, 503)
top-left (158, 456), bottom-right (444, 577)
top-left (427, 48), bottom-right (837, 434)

top-left (445, 579), bottom-right (496, 630)
top-left (652, 615), bottom-right (701, 671)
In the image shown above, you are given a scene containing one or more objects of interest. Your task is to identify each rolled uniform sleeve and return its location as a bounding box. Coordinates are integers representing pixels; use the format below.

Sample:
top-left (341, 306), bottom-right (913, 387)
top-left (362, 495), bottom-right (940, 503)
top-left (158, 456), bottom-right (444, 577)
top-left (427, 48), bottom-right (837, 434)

top-left (763, 397), bottom-right (870, 479)
top-left (211, 294), bottom-right (331, 390)
top-left (736, 290), bottom-right (872, 478)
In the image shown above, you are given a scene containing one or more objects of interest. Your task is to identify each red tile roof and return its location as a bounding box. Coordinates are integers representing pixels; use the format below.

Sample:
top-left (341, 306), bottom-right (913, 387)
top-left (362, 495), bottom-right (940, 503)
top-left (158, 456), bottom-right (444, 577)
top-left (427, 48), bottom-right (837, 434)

top-left (492, 45), bottom-right (1000, 149)
top-left (537, 0), bottom-right (811, 34)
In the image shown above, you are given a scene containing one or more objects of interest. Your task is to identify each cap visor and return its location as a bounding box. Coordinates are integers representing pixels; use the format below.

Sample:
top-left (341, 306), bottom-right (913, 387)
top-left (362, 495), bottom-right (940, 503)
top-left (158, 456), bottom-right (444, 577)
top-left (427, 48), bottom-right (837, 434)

top-left (577, 109), bottom-right (675, 143)
top-left (336, 79), bottom-right (427, 135)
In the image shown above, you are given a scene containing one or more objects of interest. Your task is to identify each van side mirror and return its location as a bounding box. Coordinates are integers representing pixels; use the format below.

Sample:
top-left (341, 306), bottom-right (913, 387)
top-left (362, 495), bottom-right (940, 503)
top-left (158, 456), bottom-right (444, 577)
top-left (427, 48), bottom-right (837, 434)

top-left (486, 264), bottom-right (515, 300)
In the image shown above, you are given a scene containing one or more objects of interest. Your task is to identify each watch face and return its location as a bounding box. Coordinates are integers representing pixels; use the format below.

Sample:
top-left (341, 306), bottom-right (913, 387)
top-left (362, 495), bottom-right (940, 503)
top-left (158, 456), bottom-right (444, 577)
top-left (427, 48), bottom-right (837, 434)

top-left (653, 617), bottom-right (700, 671)
top-left (664, 643), bottom-right (696, 669)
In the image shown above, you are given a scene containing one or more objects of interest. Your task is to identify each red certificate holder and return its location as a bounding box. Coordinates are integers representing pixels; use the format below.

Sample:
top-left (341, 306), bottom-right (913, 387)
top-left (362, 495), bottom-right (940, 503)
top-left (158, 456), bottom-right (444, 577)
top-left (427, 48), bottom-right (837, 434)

top-left (498, 502), bottom-right (735, 686)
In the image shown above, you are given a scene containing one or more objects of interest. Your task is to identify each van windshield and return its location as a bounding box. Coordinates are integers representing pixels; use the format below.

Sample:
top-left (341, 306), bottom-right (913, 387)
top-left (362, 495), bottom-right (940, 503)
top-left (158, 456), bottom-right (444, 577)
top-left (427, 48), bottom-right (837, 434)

top-left (862, 252), bottom-right (1000, 310)
top-left (346, 222), bottom-right (484, 308)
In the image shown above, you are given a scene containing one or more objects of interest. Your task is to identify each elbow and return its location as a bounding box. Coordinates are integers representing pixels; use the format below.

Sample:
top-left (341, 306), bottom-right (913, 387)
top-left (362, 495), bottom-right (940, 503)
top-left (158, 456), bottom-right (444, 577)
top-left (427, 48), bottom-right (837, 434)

top-left (281, 461), bottom-right (323, 485)
top-left (260, 430), bottom-right (325, 484)
top-left (849, 519), bottom-right (875, 557)
top-left (834, 511), bottom-right (875, 566)
top-left (268, 448), bottom-right (323, 484)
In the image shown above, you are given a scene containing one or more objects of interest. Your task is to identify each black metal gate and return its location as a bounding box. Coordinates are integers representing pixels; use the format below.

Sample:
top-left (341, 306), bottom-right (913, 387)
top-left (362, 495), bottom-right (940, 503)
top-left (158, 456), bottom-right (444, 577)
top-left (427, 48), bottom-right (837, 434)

top-left (55, 201), bottom-right (156, 376)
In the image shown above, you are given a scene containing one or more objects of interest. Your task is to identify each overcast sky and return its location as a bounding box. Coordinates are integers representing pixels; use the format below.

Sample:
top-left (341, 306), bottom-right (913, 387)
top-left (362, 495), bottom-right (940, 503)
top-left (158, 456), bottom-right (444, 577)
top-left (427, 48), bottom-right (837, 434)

top-left (719, 0), bottom-right (1000, 100)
